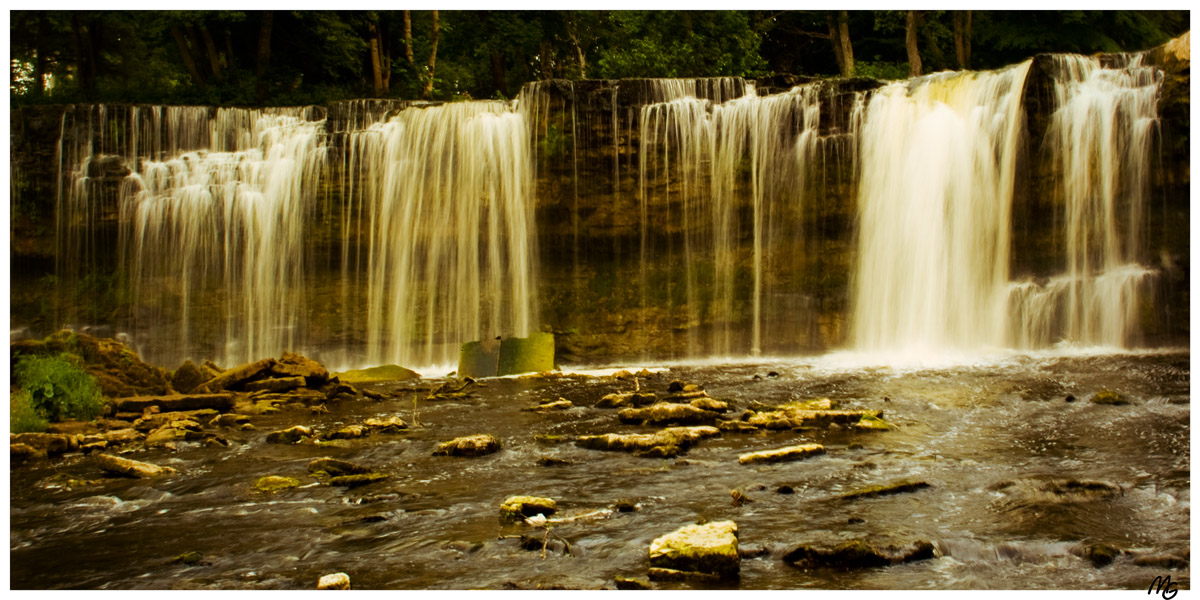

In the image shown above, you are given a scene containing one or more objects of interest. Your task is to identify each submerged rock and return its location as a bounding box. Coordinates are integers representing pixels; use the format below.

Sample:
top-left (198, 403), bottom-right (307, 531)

top-left (433, 434), bottom-right (501, 457)
top-left (990, 478), bottom-right (1123, 506)
top-left (618, 403), bottom-right (720, 426)
top-left (738, 444), bottom-right (826, 465)
top-left (324, 425), bottom-right (370, 440)
top-left (648, 520), bottom-right (740, 578)
top-left (576, 426), bottom-right (720, 457)
top-left (783, 539), bottom-right (935, 569)
top-left (265, 425), bottom-right (314, 444)
top-left (839, 479), bottom-right (931, 501)
top-left (1075, 543), bottom-right (1122, 567)
top-left (522, 399), bottom-right (574, 412)
top-left (255, 475), bottom-right (301, 492)
top-left (1132, 554), bottom-right (1189, 569)
top-left (1091, 389), bottom-right (1129, 405)
top-left (647, 568), bottom-right (722, 583)
top-left (95, 453), bottom-right (176, 478)
top-left (317, 572), bottom-right (351, 590)
top-left (308, 458), bottom-right (372, 478)
top-left (329, 472), bottom-right (390, 488)
top-left (500, 495), bottom-right (558, 521)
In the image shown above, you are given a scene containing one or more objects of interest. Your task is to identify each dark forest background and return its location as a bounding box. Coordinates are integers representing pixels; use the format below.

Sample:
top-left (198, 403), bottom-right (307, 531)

top-left (10, 10), bottom-right (1190, 106)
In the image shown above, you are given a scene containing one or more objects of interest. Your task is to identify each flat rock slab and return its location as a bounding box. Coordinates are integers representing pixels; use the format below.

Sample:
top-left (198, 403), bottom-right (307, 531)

top-left (618, 403), bottom-right (721, 426)
top-left (115, 393), bottom-right (233, 414)
top-left (649, 520), bottom-right (740, 577)
top-left (747, 409), bottom-right (882, 430)
top-left (243, 376), bottom-right (306, 393)
top-left (196, 358), bottom-right (276, 393)
top-left (95, 453), bottom-right (176, 478)
top-left (433, 434), bottom-right (501, 457)
top-left (336, 364), bottom-right (420, 383)
top-left (329, 472), bottom-right (390, 488)
top-left (596, 392), bottom-right (657, 409)
top-left (11, 432), bottom-right (83, 454)
top-left (739, 444), bottom-right (826, 465)
top-left (576, 426), bottom-right (720, 456)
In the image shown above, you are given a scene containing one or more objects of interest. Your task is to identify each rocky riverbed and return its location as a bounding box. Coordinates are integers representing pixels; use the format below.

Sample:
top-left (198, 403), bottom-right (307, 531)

top-left (9, 340), bottom-right (1191, 590)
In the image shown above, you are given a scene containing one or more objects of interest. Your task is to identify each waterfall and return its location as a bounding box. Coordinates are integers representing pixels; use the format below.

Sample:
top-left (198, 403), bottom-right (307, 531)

top-left (351, 101), bottom-right (537, 368)
top-left (851, 62), bottom-right (1033, 355)
top-left (118, 107), bottom-right (327, 366)
top-left (1007, 54), bottom-right (1162, 348)
top-left (637, 81), bottom-right (862, 356)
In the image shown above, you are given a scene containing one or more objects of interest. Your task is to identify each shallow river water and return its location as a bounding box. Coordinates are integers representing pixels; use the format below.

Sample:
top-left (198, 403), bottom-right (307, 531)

top-left (9, 350), bottom-right (1190, 590)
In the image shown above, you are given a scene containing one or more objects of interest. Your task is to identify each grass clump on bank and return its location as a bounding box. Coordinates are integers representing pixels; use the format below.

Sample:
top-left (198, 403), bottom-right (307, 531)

top-left (11, 353), bottom-right (105, 430)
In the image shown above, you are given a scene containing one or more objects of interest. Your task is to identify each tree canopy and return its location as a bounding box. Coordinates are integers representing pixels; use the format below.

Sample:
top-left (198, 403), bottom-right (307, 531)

top-left (10, 10), bottom-right (1188, 106)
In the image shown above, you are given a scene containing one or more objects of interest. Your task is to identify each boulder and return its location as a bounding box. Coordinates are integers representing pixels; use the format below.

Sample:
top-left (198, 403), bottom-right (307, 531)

top-left (576, 426), bottom-right (720, 457)
top-left (648, 521), bottom-right (740, 578)
top-left (335, 364), bottom-right (421, 383)
top-left (255, 475), bottom-right (301, 493)
top-left (270, 352), bottom-right (330, 386)
top-left (95, 453), bottom-right (176, 478)
top-left (1075, 543), bottom-right (1122, 567)
top-left (12, 331), bottom-right (170, 397)
top-left (363, 416), bottom-right (408, 433)
top-left (433, 434), bottom-right (501, 457)
top-left (618, 403), bottom-right (720, 426)
top-left (115, 393), bottom-right (234, 414)
top-left (324, 425), bottom-right (370, 440)
top-left (596, 392), bottom-right (657, 409)
top-left (497, 333), bottom-right (555, 376)
top-left (317, 572), bottom-right (351, 590)
top-left (195, 358), bottom-right (276, 393)
top-left (783, 539), bottom-right (935, 569)
top-left (243, 376), bottom-right (306, 394)
top-left (265, 425), bottom-right (314, 444)
top-left (308, 458), bottom-right (372, 478)
top-left (170, 360), bottom-right (208, 394)
top-left (611, 369), bottom-right (634, 380)
top-left (329, 472), bottom-right (390, 488)
top-left (11, 442), bottom-right (47, 461)
top-left (839, 479), bottom-right (930, 501)
top-left (11, 432), bottom-right (82, 454)
top-left (500, 495), bottom-right (558, 521)
top-left (738, 444), bottom-right (826, 465)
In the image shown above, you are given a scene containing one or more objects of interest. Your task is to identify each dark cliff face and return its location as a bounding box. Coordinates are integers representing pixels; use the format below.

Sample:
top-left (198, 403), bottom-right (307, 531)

top-left (9, 39), bottom-right (1190, 367)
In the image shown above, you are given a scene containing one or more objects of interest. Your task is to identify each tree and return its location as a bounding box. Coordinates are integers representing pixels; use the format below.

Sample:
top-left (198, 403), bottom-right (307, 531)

top-left (826, 10), bottom-right (855, 77)
top-left (953, 10), bottom-right (972, 69)
top-left (255, 11), bottom-right (273, 103)
top-left (421, 10), bottom-right (439, 99)
top-left (905, 10), bottom-right (922, 77)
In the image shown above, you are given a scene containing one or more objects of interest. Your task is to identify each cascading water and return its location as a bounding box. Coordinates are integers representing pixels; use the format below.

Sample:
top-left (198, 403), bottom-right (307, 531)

top-left (117, 107), bottom-right (327, 366)
top-left (1007, 54), bottom-right (1162, 349)
top-left (850, 62), bottom-right (1033, 356)
top-left (637, 81), bottom-right (863, 356)
top-left (349, 101), bottom-right (537, 368)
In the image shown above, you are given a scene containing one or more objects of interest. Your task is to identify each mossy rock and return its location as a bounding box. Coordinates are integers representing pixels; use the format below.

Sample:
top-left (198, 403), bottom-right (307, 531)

top-left (855, 414), bottom-right (892, 430)
top-left (255, 475), bottom-right (301, 493)
top-left (433, 434), bottom-right (501, 457)
top-left (308, 457), bottom-right (372, 478)
top-left (500, 495), bottom-right (558, 521)
top-left (458, 338), bottom-right (501, 378)
top-left (335, 364), bottom-right (421, 383)
top-left (1091, 389), bottom-right (1128, 405)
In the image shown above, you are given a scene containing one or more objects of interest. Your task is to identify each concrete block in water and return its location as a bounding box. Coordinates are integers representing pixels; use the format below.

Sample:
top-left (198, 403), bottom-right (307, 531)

top-left (458, 333), bottom-right (555, 378)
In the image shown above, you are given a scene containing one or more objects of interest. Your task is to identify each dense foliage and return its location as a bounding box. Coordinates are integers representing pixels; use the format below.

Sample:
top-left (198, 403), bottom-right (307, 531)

top-left (12, 353), bottom-right (105, 424)
top-left (10, 10), bottom-right (1188, 106)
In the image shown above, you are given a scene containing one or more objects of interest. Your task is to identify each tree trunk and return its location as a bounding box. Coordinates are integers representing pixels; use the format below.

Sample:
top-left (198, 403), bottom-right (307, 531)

top-left (490, 48), bottom-right (506, 97)
top-left (539, 40), bottom-right (554, 79)
top-left (198, 24), bottom-right (223, 81)
top-left (403, 10), bottom-right (414, 65)
top-left (826, 13), bottom-right (844, 76)
top-left (837, 10), bottom-right (854, 77)
top-left (953, 10), bottom-right (972, 69)
top-left (906, 10), bottom-right (922, 77)
top-left (369, 21), bottom-right (384, 96)
top-left (255, 11), bottom-right (273, 104)
top-left (172, 26), bottom-right (207, 88)
top-left (224, 28), bottom-right (236, 68)
top-left (71, 14), bottom-right (96, 97)
top-left (420, 10), bottom-right (438, 99)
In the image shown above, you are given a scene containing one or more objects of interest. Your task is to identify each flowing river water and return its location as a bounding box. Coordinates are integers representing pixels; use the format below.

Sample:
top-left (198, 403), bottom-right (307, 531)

top-left (9, 350), bottom-right (1189, 590)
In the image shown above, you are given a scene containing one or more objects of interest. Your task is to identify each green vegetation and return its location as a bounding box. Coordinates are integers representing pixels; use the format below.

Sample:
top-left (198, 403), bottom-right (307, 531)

top-left (10, 389), bottom-right (50, 433)
top-left (10, 11), bottom-right (1187, 107)
top-left (12, 353), bottom-right (105, 423)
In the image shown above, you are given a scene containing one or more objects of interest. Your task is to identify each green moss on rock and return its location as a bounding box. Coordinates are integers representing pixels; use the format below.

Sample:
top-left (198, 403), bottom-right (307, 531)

top-left (648, 520), bottom-right (740, 577)
top-left (255, 475), bottom-right (301, 493)
top-left (500, 495), bottom-right (558, 521)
